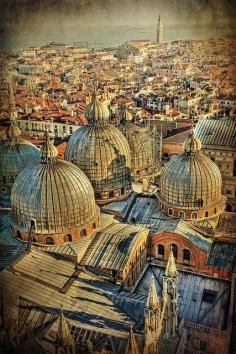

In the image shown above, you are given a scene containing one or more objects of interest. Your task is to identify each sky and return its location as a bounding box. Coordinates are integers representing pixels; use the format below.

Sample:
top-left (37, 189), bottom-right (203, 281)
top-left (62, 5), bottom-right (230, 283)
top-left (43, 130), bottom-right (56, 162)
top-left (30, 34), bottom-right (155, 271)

top-left (0, 0), bottom-right (235, 50)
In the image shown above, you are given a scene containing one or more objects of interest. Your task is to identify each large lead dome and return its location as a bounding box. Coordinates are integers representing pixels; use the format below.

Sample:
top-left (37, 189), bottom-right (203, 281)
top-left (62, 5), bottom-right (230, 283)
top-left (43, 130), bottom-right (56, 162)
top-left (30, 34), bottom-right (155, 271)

top-left (158, 133), bottom-right (226, 220)
top-left (0, 120), bottom-right (41, 196)
top-left (11, 135), bottom-right (100, 245)
top-left (65, 91), bottom-right (132, 205)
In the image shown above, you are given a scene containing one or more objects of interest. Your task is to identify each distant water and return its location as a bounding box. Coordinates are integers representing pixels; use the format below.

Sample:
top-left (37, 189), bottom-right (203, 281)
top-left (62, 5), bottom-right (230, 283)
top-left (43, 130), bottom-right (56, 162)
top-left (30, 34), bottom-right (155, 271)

top-left (1, 25), bottom-right (235, 51)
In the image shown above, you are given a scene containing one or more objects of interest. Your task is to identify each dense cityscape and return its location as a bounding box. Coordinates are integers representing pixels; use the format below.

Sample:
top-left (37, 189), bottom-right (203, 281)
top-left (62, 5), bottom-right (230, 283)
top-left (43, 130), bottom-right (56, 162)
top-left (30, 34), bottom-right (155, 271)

top-left (0, 5), bottom-right (236, 354)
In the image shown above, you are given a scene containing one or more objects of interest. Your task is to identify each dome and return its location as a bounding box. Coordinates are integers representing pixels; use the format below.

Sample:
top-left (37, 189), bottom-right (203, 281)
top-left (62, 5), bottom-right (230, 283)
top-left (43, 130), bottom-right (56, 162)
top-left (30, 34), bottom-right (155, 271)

top-left (65, 93), bottom-right (132, 205)
top-left (159, 133), bottom-right (225, 220)
top-left (118, 107), bottom-right (161, 179)
top-left (11, 136), bottom-right (100, 245)
top-left (0, 121), bottom-right (41, 195)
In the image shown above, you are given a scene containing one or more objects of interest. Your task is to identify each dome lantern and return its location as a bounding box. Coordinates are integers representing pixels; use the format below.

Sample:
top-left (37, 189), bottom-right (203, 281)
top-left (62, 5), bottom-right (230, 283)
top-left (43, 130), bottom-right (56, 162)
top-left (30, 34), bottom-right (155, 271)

top-left (41, 132), bottom-right (58, 163)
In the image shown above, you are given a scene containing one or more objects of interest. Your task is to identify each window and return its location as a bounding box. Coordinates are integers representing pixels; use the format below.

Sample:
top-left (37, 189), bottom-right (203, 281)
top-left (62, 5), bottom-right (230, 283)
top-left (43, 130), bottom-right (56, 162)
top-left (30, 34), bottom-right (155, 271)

top-left (178, 210), bottom-right (185, 219)
top-left (168, 208), bottom-right (173, 216)
top-left (16, 230), bottom-right (21, 239)
top-left (46, 236), bottom-right (54, 245)
top-left (1, 187), bottom-right (6, 193)
top-left (80, 229), bottom-right (86, 237)
top-left (157, 245), bottom-right (164, 258)
top-left (171, 244), bottom-right (178, 258)
top-left (121, 187), bottom-right (125, 195)
top-left (191, 212), bottom-right (198, 219)
top-left (202, 289), bottom-right (217, 304)
top-left (226, 204), bottom-right (232, 212)
top-left (183, 249), bottom-right (190, 263)
top-left (30, 219), bottom-right (36, 231)
top-left (205, 211), bottom-right (208, 217)
top-left (109, 191), bottom-right (115, 198)
top-left (64, 234), bottom-right (72, 242)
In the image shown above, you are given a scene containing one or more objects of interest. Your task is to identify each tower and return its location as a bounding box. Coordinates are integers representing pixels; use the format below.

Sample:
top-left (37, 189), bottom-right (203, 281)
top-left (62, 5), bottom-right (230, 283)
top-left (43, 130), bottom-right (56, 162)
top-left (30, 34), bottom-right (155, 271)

top-left (156, 14), bottom-right (163, 44)
top-left (144, 275), bottom-right (162, 354)
top-left (162, 249), bottom-right (178, 338)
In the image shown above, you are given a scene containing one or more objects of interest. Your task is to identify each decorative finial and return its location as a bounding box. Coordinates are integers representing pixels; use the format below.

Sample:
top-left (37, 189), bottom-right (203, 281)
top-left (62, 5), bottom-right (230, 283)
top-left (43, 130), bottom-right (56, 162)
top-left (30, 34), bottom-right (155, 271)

top-left (165, 248), bottom-right (178, 278)
top-left (41, 130), bottom-right (58, 163)
top-left (146, 274), bottom-right (160, 309)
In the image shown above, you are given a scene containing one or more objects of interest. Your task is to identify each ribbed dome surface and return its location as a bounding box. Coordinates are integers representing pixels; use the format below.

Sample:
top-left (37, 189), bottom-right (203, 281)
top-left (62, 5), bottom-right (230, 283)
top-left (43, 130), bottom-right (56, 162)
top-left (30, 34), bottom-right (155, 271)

top-left (119, 122), bottom-right (160, 177)
top-left (65, 124), bottom-right (131, 193)
top-left (160, 150), bottom-right (223, 209)
top-left (0, 123), bottom-right (41, 193)
top-left (11, 158), bottom-right (99, 234)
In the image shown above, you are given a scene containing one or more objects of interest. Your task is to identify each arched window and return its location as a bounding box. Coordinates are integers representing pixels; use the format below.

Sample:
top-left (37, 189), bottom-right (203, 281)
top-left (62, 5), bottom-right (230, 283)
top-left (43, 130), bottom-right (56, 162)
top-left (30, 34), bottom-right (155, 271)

top-left (171, 244), bottom-right (178, 258)
top-left (168, 208), bottom-right (173, 216)
top-left (109, 191), bottom-right (115, 198)
top-left (16, 230), bottom-right (21, 239)
top-left (191, 212), bottom-right (198, 219)
top-left (93, 222), bottom-right (96, 229)
top-left (178, 210), bottom-right (185, 219)
top-left (69, 127), bottom-right (73, 135)
top-left (226, 204), bottom-right (232, 212)
top-left (121, 187), bottom-right (125, 195)
top-left (30, 219), bottom-right (36, 231)
top-left (80, 229), bottom-right (86, 237)
top-left (183, 249), bottom-right (190, 263)
top-left (46, 236), bottom-right (54, 245)
top-left (157, 245), bottom-right (164, 259)
top-left (95, 192), bottom-right (100, 199)
top-left (64, 234), bottom-right (72, 242)
top-left (205, 211), bottom-right (209, 218)
top-left (214, 207), bottom-right (216, 214)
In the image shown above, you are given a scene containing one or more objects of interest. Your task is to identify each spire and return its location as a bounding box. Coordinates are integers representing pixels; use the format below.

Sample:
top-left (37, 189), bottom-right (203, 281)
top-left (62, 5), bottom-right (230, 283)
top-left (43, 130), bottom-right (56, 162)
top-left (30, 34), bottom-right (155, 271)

top-left (165, 249), bottom-right (178, 278)
top-left (146, 275), bottom-right (160, 310)
top-left (41, 131), bottom-right (58, 163)
top-left (158, 14), bottom-right (161, 23)
top-left (125, 325), bottom-right (140, 354)
top-left (55, 308), bottom-right (75, 353)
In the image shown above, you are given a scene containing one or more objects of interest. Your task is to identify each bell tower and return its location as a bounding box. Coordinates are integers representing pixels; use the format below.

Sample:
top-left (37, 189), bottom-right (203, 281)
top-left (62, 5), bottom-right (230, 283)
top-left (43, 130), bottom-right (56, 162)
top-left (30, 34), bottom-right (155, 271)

top-left (156, 14), bottom-right (163, 44)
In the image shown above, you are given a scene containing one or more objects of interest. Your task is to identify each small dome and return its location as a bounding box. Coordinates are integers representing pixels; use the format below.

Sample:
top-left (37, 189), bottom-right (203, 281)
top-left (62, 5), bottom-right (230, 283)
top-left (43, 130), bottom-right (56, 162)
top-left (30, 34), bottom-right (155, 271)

top-left (65, 94), bottom-right (132, 205)
top-left (184, 133), bottom-right (202, 153)
top-left (0, 121), bottom-right (41, 195)
top-left (5, 121), bottom-right (22, 139)
top-left (159, 134), bottom-right (225, 220)
top-left (11, 138), bottom-right (100, 244)
top-left (85, 91), bottom-right (110, 124)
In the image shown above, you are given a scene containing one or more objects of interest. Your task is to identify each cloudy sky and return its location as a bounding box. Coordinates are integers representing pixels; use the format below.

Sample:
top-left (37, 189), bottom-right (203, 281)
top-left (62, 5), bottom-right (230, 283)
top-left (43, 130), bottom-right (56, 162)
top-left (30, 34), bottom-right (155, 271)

top-left (0, 0), bottom-right (235, 49)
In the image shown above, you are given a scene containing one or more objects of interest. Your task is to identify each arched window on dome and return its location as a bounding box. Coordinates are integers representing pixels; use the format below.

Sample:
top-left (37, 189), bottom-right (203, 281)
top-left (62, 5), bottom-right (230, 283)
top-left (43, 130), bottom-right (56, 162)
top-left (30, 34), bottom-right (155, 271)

top-left (183, 249), bottom-right (190, 263)
top-left (191, 212), bottom-right (198, 219)
top-left (157, 245), bottom-right (164, 259)
top-left (64, 234), bottom-right (72, 242)
top-left (16, 230), bottom-right (21, 239)
top-left (214, 207), bottom-right (217, 214)
top-left (109, 191), bottom-right (115, 198)
top-left (168, 208), bottom-right (173, 216)
top-left (205, 211), bottom-right (209, 218)
top-left (46, 236), bottom-right (54, 245)
top-left (121, 187), bottom-right (125, 195)
top-left (171, 244), bottom-right (178, 258)
top-left (178, 210), bottom-right (185, 219)
top-left (80, 229), bottom-right (87, 237)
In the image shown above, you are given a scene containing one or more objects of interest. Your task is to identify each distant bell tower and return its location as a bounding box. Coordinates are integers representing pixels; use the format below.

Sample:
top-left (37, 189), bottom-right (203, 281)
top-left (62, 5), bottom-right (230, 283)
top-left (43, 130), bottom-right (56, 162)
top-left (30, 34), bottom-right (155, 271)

top-left (156, 14), bottom-right (163, 44)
